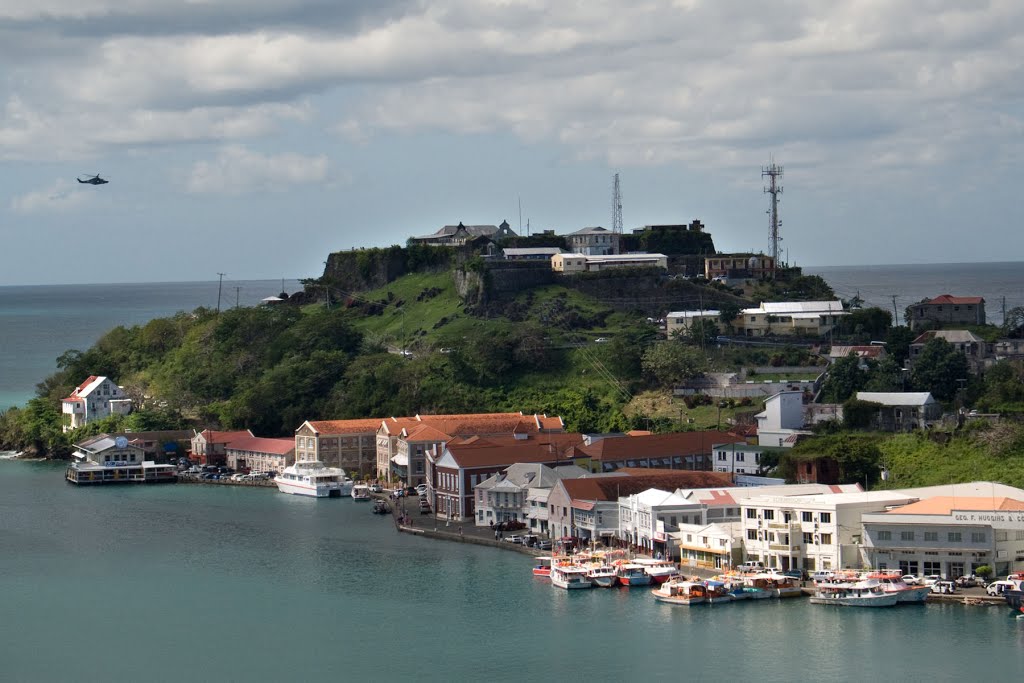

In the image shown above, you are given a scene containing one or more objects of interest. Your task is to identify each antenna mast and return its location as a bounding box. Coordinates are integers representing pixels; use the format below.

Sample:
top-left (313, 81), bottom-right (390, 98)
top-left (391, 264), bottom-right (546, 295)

top-left (612, 173), bottom-right (623, 234)
top-left (762, 160), bottom-right (783, 270)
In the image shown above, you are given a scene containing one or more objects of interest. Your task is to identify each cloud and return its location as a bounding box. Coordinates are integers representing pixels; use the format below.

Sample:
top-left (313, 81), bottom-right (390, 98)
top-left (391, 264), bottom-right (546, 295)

top-left (10, 179), bottom-right (95, 213)
top-left (185, 145), bottom-right (330, 195)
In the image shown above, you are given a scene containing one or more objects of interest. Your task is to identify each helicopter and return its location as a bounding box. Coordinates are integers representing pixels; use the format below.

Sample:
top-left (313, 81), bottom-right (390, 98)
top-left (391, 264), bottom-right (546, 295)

top-left (77, 174), bottom-right (109, 185)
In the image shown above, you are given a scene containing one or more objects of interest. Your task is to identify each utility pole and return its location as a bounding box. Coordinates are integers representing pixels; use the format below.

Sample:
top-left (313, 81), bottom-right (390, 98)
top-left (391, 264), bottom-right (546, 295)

top-left (1002, 296), bottom-right (1007, 327)
top-left (216, 273), bottom-right (226, 314)
top-left (234, 286), bottom-right (241, 309)
top-left (891, 295), bottom-right (899, 326)
top-left (612, 173), bottom-right (623, 234)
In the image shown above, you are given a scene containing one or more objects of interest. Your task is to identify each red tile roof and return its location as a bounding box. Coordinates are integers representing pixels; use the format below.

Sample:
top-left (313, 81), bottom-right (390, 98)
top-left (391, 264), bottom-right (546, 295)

top-left (441, 434), bottom-right (587, 469)
top-left (580, 431), bottom-right (725, 461)
top-left (560, 471), bottom-right (733, 501)
top-left (305, 418), bottom-right (383, 435)
top-left (197, 429), bottom-right (253, 445)
top-left (887, 496), bottom-right (1024, 515)
top-left (225, 436), bottom-right (295, 456)
top-left (925, 294), bottom-right (984, 305)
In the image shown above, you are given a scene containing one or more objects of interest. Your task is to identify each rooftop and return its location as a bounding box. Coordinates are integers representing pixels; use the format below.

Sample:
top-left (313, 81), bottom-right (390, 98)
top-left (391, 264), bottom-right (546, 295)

top-left (885, 496), bottom-right (1024, 515)
top-left (923, 294), bottom-right (985, 305)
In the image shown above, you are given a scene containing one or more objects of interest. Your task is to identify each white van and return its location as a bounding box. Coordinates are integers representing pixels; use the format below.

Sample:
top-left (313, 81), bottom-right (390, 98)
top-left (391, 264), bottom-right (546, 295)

top-left (737, 562), bottom-right (765, 572)
top-left (987, 579), bottom-right (1022, 597)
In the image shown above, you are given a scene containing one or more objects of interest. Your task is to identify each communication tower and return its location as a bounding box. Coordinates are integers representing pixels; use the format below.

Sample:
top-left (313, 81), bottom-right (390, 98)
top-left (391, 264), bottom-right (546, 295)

top-left (762, 160), bottom-right (783, 268)
top-left (612, 173), bottom-right (623, 234)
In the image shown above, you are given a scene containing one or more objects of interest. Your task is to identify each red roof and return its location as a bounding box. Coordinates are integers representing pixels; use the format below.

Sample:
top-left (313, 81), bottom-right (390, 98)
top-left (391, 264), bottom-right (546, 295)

top-left (441, 434), bottom-right (586, 469)
top-left (225, 436), bottom-right (295, 456)
top-left (197, 429), bottom-right (253, 445)
top-left (580, 431), bottom-right (725, 461)
top-left (560, 471), bottom-right (733, 501)
top-left (305, 419), bottom-right (383, 435)
top-left (925, 294), bottom-right (984, 305)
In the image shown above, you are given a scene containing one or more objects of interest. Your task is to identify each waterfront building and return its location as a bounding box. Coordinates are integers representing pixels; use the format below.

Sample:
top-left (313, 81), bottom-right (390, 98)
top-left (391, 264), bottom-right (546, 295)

top-left (427, 433), bottom-right (586, 522)
top-left (755, 390), bottom-right (811, 447)
top-left (66, 433), bottom-right (177, 485)
top-left (618, 488), bottom-right (702, 558)
top-left (674, 522), bottom-right (744, 570)
top-left (108, 429), bottom-right (193, 461)
top-left (676, 482), bottom-right (863, 525)
top-left (61, 376), bottom-right (133, 432)
top-left (546, 471), bottom-right (733, 545)
top-left (862, 494), bottom-right (1024, 578)
top-left (854, 392), bottom-right (943, 431)
top-left (474, 462), bottom-right (587, 531)
top-left (225, 435), bottom-right (296, 475)
top-left (907, 294), bottom-right (986, 330)
top-left (703, 253), bottom-right (776, 280)
top-left (190, 429), bottom-right (254, 466)
top-left (734, 300), bottom-right (847, 338)
top-left (740, 491), bottom-right (917, 572)
top-left (294, 418), bottom-right (381, 478)
top-left (376, 412), bottom-right (565, 485)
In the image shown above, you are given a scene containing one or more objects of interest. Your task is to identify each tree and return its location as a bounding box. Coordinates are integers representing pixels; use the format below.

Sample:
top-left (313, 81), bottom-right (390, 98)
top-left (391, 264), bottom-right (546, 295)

top-left (641, 343), bottom-right (705, 387)
top-left (864, 356), bottom-right (904, 392)
top-left (678, 318), bottom-right (720, 346)
top-left (910, 338), bottom-right (969, 401)
top-left (843, 398), bottom-right (882, 430)
top-left (821, 354), bottom-right (867, 402)
top-left (884, 326), bottom-right (915, 366)
top-left (838, 307), bottom-right (892, 340)
top-left (718, 303), bottom-right (741, 331)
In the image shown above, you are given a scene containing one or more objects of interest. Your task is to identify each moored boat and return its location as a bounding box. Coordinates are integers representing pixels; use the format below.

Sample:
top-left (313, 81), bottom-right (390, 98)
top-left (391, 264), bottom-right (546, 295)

top-left (551, 563), bottom-right (593, 590)
top-left (810, 580), bottom-right (899, 607)
top-left (351, 483), bottom-right (371, 501)
top-left (866, 571), bottom-right (930, 604)
top-left (275, 459), bottom-right (354, 498)
top-left (586, 564), bottom-right (618, 588)
top-left (616, 563), bottom-right (653, 587)
top-left (703, 581), bottom-right (735, 604)
top-left (633, 558), bottom-right (680, 584)
top-left (652, 579), bottom-right (708, 606)
top-left (532, 557), bottom-right (553, 579)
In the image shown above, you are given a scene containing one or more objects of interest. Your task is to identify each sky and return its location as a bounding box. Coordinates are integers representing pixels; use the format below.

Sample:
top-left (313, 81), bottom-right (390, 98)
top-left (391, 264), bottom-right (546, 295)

top-left (2, 1), bottom-right (1023, 285)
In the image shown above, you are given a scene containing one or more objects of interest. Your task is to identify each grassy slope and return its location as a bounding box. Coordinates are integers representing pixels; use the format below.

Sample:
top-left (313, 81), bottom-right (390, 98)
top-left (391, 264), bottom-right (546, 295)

top-left (877, 428), bottom-right (1024, 490)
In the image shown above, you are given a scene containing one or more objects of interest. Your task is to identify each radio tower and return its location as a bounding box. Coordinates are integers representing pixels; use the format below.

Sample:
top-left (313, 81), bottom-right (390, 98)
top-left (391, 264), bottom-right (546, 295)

top-left (762, 160), bottom-right (783, 270)
top-left (611, 173), bottom-right (623, 234)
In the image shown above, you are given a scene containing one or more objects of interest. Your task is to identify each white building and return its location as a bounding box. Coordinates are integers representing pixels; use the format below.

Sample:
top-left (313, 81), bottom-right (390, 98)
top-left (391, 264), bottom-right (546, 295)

top-left (676, 482), bottom-right (863, 525)
top-left (740, 491), bottom-right (917, 572)
top-left (710, 442), bottom-right (780, 476)
top-left (666, 310), bottom-right (722, 337)
top-left (736, 300), bottom-right (847, 338)
top-left (675, 522), bottom-right (744, 571)
top-left (474, 463), bottom-right (586, 529)
top-left (61, 376), bottom-right (132, 432)
top-left (618, 488), bottom-right (704, 557)
top-left (755, 390), bottom-right (810, 447)
top-left (564, 226), bottom-right (620, 255)
top-left (551, 252), bottom-right (668, 273)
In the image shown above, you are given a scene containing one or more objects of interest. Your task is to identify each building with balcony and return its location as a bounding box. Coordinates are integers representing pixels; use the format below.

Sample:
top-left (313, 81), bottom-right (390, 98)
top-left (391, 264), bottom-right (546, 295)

top-left (61, 376), bottom-right (133, 432)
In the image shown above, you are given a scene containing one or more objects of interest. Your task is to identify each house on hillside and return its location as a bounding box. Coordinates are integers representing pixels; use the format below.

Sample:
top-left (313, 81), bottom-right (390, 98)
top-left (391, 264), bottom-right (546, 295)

top-left (854, 392), bottom-right (942, 431)
top-left (61, 376), bottom-right (133, 432)
top-left (550, 252), bottom-right (668, 273)
top-left (503, 247), bottom-right (563, 261)
top-left (907, 294), bottom-right (986, 330)
top-left (409, 220), bottom-right (516, 246)
top-left (704, 253), bottom-right (776, 280)
top-left (827, 345), bottom-right (887, 368)
top-left (666, 310), bottom-right (721, 337)
top-left (564, 226), bottom-right (620, 255)
top-left (755, 391), bottom-right (811, 447)
top-left (735, 301), bottom-right (847, 338)
top-left (909, 329), bottom-right (993, 373)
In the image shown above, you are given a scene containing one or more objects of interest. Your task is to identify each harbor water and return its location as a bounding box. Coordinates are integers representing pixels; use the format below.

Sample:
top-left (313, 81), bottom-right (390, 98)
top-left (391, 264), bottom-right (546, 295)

top-left (1, 460), bottom-right (1022, 681)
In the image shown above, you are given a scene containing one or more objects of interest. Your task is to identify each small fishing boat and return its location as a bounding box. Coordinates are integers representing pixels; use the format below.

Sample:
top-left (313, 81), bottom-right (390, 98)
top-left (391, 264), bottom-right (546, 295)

top-left (587, 564), bottom-right (618, 588)
top-left (704, 581), bottom-right (735, 604)
top-left (532, 557), bottom-right (552, 579)
top-left (866, 571), bottom-right (930, 603)
top-left (551, 563), bottom-right (592, 590)
top-left (351, 484), bottom-right (372, 501)
top-left (652, 580), bottom-right (707, 606)
top-left (616, 563), bottom-right (653, 587)
top-left (633, 558), bottom-right (680, 584)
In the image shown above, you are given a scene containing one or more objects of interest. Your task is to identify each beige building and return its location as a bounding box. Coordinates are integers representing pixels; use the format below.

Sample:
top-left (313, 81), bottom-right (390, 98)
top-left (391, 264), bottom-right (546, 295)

top-left (704, 253), bottom-right (776, 280)
top-left (294, 418), bottom-right (382, 478)
top-left (225, 436), bottom-right (295, 474)
top-left (736, 301), bottom-right (846, 338)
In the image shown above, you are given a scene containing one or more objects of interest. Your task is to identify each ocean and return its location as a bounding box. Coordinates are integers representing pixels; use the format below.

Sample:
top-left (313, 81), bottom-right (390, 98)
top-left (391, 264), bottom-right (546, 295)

top-left (1, 460), bottom-right (1021, 682)
top-left (0, 264), bottom-right (1021, 411)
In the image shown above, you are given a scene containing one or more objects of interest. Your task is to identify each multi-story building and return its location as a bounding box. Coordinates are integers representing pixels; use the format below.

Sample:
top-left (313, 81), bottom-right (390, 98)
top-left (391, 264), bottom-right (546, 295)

top-left (907, 294), bottom-right (986, 330)
top-left (409, 220), bottom-right (516, 246)
top-left (579, 431), bottom-right (723, 473)
top-left (551, 252), bottom-right (668, 273)
top-left (740, 491), bottom-right (917, 572)
top-left (294, 418), bottom-right (381, 477)
top-left (618, 488), bottom-right (703, 558)
top-left (735, 301), bottom-right (847, 338)
top-left (704, 253), bottom-right (776, 280)
top-left (709, 442), bottom-right (782, 476)
top-left (564, 226), bottom-right (619, 255)
top-left (854, 392), bottom-right (943, 431)
top-left (474, 462), bottom-right (587, 531)
top-left (503, 247), bottom-right (563, 261)
top-left (755, 390), bottom-right (810, 447)
top-left (61, 376), bottom-right (133, 432)
top-left (190, 429), bottom-right (254, 466)
top-left (665, 310), bottom-right (722, 337)
top-left (909, 329), bottom-right (993, 373)
top-left (675, 522), bottom-right (744, 571)
top-left (862, 494), bottom-right (1024, 578)
top-left (225, 435), bottom-right (296, 474)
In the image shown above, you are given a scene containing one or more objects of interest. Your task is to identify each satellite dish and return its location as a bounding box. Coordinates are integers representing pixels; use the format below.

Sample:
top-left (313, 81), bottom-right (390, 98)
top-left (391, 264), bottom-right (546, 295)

top-left (115, 436), bottom-right (129, 449)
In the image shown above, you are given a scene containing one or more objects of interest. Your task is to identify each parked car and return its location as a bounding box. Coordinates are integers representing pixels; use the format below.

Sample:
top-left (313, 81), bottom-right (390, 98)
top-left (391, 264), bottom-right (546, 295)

top-left (920, 574), bottom-right (942, 586)
top-left (987, 580), bottom-right (1022, 597)
top-left (901, 575), bottom-right (920, 585)
top-left (415, 484), bottom-right (428, 495)
top-left (369, 484), bottom-right (383, 493)
top-left (536, 540), bottom-right (553, 551)
top-left (737, 562), bottom-right (766, 573)
top-left (812, 571), bottom-right (835, 583)
top-left (521, 534), bottom-right (539, 547)
top-left (954, 575), bottom-right (978, 588)
top-left (931, 580), bottom-right (957, 594)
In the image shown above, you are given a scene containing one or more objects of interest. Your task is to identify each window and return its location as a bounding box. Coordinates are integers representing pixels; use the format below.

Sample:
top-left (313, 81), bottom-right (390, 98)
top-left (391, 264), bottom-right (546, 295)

top-left (763, 509), bottom-right (774, 520)
top-left (900, 531), bottom-right (914, 542)
top-left (819, 533), bottom-right (832, 545)
top-left (971, 532), bottom-right (986, 543)
top-left (924, 531), bottom-right (938, 542)
top-left (803, 532), bottom-right (814, 544)
top-left (948, 532), bottom-right (962, 543)
top-left (747, 530), bottom-right (757, 540)
top-left (746, 509), bottom-right (757, 519)
top-left (819, 513), bottom-right (831, 524)
top-left (877, 530), bottom-right (892, 541)
top-left (736, 453), bottom-right (745, 462)
top-left (802, 511), bottom-right (813, 523)
top-left (923, 561), bottom-right (942, 574)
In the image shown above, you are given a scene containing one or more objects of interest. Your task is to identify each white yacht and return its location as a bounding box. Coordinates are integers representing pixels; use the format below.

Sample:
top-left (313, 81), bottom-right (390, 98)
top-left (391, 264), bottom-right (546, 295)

top-left (275, 459), bottom-right (353, 498)
top-left (351, 484), bottom-right (371, 501)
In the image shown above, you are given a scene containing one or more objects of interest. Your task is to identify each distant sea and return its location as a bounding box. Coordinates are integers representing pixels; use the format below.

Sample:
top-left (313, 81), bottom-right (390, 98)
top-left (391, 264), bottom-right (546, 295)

top-left (0, 279), bottom-right (302, 411)
top-left (0, 264), bottom-right (1020, 411)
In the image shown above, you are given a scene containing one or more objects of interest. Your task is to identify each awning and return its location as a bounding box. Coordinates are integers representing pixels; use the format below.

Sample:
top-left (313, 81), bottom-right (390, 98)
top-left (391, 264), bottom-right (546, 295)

top-left (390, 454), bottom-right (409, 467)
top-left (678, 543), bottom-right (729, 555)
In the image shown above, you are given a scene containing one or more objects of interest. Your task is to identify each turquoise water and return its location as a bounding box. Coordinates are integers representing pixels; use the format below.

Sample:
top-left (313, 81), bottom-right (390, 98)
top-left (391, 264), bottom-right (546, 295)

top-left (1, 460), bottom-right (1022, 681)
